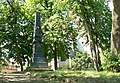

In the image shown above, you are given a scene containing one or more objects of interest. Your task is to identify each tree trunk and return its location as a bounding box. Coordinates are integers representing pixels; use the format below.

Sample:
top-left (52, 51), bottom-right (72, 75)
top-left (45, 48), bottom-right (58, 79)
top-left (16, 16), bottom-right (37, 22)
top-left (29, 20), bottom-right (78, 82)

top-left (83, 11), bottom-right (100, 71)
top-left (54, 45), bottom-right (57, 70)
top-left (87, 26), bottom-right (99, 71)
top-left (26, 56), bottom-right (30, 67)
top-left (111, 0), bottom-right (120, 54)
top-left (96, 43), bottom-right (102, 70)
top-left (20, 60), bottom-right (23, 71)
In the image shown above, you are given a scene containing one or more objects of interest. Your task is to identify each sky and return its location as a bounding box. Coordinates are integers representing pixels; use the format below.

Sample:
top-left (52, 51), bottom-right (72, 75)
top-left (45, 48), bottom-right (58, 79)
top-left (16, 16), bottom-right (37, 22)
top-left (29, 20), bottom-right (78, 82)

top-left (108, 1), bottom-right (113, 11)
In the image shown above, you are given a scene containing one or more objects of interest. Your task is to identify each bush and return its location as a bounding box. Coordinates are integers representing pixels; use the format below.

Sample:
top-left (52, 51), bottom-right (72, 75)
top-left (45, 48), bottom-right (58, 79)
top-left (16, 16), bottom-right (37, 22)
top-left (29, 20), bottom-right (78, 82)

top-left (102, 51), bottom-right (120, 72)
top-left (72, 51), bottom-right (93, 70)
top-left (0, 60), bottom-right (5, 71)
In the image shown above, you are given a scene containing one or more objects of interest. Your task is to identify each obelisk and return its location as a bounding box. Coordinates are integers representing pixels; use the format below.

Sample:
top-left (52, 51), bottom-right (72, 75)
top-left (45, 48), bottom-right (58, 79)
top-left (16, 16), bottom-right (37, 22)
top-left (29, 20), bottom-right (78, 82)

top-left (32, 11), bottom-right (48, 67)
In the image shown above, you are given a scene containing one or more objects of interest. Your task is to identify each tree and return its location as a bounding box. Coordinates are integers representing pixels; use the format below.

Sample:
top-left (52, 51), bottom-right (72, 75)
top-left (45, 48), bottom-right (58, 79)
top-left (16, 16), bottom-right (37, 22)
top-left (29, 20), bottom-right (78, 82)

top-left (0, 0), bottom-right (112, 71)
top-left (0, 0), bottom-right (33, 71)
top-left (68, 0), bottom-right (111, 71)
top-left (0, 0), bottom-right (78, 70)
top-left (111, 0), bottom-right (120, 54)
top-left (42, 14), bottom-right (77, 69)
top-left (42, 0), bottom-right (78, 69)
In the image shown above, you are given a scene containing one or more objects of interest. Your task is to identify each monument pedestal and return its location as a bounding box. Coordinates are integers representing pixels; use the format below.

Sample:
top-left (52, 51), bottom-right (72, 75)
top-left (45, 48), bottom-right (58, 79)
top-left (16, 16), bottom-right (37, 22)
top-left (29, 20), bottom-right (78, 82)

top-left (30, 12), bottom-right (48, 70)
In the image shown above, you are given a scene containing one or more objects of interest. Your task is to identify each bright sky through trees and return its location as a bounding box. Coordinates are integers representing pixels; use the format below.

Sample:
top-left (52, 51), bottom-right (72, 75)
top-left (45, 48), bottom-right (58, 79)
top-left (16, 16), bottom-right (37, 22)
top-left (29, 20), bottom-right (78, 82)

top-left (109, 1), bottom-right (113, 11)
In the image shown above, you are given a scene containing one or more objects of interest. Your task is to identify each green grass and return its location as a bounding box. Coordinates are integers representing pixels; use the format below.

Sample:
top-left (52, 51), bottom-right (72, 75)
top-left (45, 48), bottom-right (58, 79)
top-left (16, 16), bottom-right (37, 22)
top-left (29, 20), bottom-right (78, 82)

top-left (28, 70), bottom-right (120, 83)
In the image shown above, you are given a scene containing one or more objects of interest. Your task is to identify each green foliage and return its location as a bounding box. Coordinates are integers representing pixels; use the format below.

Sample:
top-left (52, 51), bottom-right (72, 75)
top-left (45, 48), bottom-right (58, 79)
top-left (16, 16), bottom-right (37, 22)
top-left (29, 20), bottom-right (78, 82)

top-left (70, 0), bottom-right (112, 51)
top-left (0, 59), bottom-right (5, 70)
top-left (0, 0), bottom-right (78, 69)
top-left (42, 13), bottom-right (77, 61)
top-left (68, 0), bottom-right (112, 71)
top-left (0, 0), bottom-right (33, 70)
top-left (0, 0), bottom-right (112, 71)
top-left (41, 0), bottom-right (78, 61)
top-left (72, 51), bottom-right (93, 70)
top-left (102, 51), bottom-right (120, 72)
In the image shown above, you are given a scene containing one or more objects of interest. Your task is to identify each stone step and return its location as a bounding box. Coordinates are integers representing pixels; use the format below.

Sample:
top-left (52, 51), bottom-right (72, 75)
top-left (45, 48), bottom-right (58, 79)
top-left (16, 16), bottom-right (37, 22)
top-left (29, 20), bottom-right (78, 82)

top-left (33, 52), bottom-right (44, 57)
top-left (28, 66), bottom-right (53, 71)
top-left (31, 62), bottom-right (48, 67)
top-left (35, 44), bottom-right (42, 47)
top-left (0, 73), bottom-right (28, 78)
top-left (33, 57), bottom-right (47, 62)
top-left (35, 37), bottom-right (42, 42)
top-left (35, 48), bottom-right (42, 52)
top-left (35, 33), bottom-right (42, 37)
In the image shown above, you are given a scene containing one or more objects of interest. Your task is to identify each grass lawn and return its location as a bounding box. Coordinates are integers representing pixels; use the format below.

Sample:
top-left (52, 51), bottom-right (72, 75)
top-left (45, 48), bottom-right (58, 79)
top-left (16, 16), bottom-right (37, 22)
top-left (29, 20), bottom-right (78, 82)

top-left (0, 70), bottom-right (120, 83)
top-left (27, 70), bottom-right (120, 83)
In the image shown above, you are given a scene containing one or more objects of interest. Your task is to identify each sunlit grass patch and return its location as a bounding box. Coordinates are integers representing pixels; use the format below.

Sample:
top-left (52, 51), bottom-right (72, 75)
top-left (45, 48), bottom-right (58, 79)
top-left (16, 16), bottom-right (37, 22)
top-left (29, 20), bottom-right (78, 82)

top-left (30, 69), bottom-right (120, 77)
top-left (31, 70), bottom-right (82, 77)
top-left (28, 70), bottom-right (120, 83)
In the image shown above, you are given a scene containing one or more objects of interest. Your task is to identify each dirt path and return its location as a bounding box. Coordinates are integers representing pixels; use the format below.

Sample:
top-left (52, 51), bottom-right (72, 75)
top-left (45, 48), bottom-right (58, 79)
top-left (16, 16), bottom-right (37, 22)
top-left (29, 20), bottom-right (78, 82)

top-left (0, 73), bottom-right (49, 83)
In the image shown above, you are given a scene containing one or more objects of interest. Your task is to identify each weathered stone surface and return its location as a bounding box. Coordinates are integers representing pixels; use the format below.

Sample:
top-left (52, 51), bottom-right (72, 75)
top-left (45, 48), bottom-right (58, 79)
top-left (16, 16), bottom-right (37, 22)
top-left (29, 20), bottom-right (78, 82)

top-left (32, 12), bottom-right (47, 67)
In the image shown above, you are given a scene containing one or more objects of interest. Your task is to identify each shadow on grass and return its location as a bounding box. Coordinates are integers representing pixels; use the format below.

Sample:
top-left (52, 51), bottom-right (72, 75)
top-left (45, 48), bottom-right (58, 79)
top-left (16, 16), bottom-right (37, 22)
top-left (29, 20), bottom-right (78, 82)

top-left (1, 76), bottom-right (119, 83)
top-left (0, 70), bottom-right (120, 83)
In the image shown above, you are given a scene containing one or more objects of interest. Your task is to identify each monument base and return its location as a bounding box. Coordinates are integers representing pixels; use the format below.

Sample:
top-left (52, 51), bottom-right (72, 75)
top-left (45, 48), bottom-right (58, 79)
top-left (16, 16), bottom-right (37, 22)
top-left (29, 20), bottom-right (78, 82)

top-left (31, 55), bottom-right (48, 67)
top-left (28, 66), bottom-right (53, 71)
top-left (31, 62), bottom-right (48, 67)
top-left (29, 57), bottom-right (53, 71)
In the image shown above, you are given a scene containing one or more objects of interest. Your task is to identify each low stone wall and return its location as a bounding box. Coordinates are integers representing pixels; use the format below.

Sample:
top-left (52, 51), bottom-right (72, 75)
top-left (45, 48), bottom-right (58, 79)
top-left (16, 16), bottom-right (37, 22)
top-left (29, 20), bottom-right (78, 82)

top-left (1, 62), bottom-right (20, 73)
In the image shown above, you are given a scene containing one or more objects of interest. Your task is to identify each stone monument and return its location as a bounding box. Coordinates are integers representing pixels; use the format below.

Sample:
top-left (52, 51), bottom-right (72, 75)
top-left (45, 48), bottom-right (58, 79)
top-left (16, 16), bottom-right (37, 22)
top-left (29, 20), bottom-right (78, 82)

top-left (32, 11), bottom-right (48, 67)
